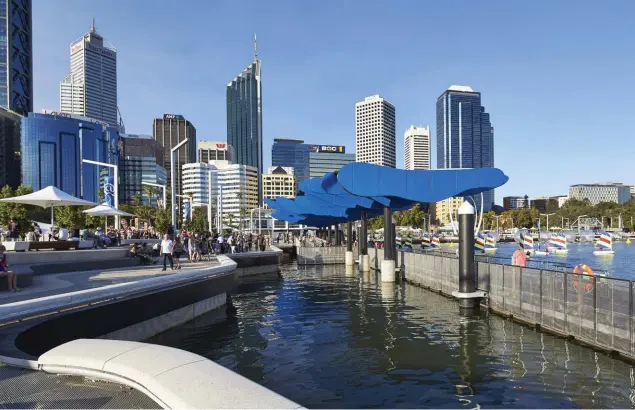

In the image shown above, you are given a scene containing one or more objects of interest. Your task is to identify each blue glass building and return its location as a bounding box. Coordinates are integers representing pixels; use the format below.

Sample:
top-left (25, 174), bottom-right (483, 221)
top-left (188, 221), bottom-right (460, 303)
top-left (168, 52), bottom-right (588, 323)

top-left (436, 85), bottom-right (495, 210)
top-left (21, 113), bottom-right (119, 203)
top-left (271, 138), bottom-right (312, 185)
top-left (227, 52), bottom-right (262, 203)
top-left (0, 0), bottom-right (32, 115)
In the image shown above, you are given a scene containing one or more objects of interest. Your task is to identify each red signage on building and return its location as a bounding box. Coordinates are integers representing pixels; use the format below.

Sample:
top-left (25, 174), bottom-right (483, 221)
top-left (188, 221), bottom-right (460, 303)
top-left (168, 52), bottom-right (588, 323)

top-left (216, 143), bottom-right (226, 149)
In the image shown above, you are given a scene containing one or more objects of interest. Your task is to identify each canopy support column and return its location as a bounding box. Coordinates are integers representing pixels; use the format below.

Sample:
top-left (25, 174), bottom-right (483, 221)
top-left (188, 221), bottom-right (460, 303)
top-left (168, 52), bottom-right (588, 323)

top-left (360, 211), bottom-right (369, 272)
top-left (381, 206), bottom-right (395, 282)
top-left (345, 221), bottom-right (353, 266)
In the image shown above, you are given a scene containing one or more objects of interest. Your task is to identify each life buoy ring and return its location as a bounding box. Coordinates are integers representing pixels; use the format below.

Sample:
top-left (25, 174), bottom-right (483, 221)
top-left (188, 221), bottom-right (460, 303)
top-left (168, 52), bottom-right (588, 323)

top-left (572, 264), bottom-right (594, 292)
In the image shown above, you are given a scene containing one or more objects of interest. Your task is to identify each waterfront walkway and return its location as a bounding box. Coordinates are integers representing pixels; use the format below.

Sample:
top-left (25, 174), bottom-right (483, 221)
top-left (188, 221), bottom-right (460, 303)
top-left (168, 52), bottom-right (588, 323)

top-left (0, 259), bottom-right (219, 306)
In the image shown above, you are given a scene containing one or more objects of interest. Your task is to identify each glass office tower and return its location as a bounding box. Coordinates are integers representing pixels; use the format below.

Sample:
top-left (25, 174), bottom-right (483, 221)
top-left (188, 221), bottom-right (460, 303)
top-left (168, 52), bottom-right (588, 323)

top-left (309, 152), bottom-right (355, 178)
top-left (436, 85), bottom-right (495, 210)
top-left (227, 42), bottom-right (262, 203)
top-left (271, 138), bottom-right (312, 185)
top-left (0, 0), bottom-right (32, 115)
top-left (21, 112), bottom-right (119, 202)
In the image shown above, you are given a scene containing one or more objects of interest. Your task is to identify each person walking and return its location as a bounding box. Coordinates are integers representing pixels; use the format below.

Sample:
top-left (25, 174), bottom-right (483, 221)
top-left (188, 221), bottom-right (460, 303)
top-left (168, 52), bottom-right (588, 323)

top-left (8, 219), bottom-right (18, 242)
top-left (161, 234), bottom-right (174, 271)
top-left (173, 236), bottom-right (184, 270)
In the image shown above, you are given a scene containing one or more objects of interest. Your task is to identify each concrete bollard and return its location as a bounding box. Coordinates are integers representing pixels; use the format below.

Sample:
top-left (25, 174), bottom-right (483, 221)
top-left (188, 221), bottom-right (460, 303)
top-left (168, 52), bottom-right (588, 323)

top-left (361, 254), bottom-right (370, 272)
top-left (452, 201), bottom-right (485, 309)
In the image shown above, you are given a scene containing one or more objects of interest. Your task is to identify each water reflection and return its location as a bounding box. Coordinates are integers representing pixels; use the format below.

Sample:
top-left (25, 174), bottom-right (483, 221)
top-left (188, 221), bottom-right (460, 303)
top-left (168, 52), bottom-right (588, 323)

top-left (150, 262), bottom-right (635, 408)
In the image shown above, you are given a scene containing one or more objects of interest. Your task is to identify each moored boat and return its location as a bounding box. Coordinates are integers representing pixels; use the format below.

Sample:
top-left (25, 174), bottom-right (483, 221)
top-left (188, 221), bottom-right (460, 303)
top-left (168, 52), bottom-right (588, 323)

top-left (594, 232), bottom-right (614, 256)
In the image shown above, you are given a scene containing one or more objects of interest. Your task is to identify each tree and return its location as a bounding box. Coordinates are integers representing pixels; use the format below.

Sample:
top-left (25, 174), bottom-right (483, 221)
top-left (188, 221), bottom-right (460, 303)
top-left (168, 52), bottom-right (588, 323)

top-left (153, 207), bottom-right (171, 235)
top-left (0, 185), bottom-right (34, 233)
top-left (144, 185), bottom-right (155, 206)
top-left (54, 206), bottom-right (85, 229)
top-left (185, 206), bottom-right (208, 233)
top-left (369, 215), bottom-right (384, 231)
top-left (132, 195), bottom-right (141, 206)
top-left (135, 205), bottom-right (154, 227)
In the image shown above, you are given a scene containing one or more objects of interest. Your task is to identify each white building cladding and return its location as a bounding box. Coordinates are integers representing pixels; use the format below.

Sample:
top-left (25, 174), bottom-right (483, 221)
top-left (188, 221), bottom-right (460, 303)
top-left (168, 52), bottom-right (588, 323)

top-left (182, 160), bottom-right (259, 222)
top-left (569, 183), bottom-right (631, 205)
top-left (60, 19), bottom-right (117, 126)
top-left (404, 125), bottom-right (431, 170)
top-left (355, 95), bottom-right (396, 167)
top-left (263, 166), bottom-right (296, 200)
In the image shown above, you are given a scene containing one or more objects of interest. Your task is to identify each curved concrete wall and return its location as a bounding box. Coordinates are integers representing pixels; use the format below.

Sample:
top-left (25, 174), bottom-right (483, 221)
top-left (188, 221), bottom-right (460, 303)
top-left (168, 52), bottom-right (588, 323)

top-left (38, 339), bottom-right (303, 409)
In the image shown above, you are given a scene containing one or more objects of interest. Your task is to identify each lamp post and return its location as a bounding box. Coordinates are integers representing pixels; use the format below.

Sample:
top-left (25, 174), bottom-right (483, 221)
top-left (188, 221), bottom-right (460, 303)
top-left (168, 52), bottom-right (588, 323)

top-left (577, 215), bottom-right (587, 235)
top-left (493, 215), bottom-right (502, 234)
top-left (141, 182), bottom-right (166, 209)
top-left (83, 159), bottom-right (119, 227)
top-left (540, 213), bottom-right (555, 231)
top-left (170, 139), bottom-right (189, 231)
top-left (207, 169), bottom-right (220, 233)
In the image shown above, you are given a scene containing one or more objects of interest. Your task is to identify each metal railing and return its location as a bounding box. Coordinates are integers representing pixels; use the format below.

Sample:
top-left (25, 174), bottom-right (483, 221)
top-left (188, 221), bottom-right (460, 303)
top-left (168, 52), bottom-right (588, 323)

top-left (403, 252), bottom-right (634, 360)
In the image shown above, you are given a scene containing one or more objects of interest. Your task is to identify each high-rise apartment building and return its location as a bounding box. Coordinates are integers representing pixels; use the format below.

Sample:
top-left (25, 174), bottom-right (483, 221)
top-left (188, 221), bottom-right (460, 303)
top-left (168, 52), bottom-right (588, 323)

top-left (309, 146), bottom-right (355, 178)
top-left (153, 114), bottom-right (196, 197)
top-left (263, 166), bottom-right (296, 200)
top-left (119, 134), bottom-right (167, 206)
top-left (355, 95), bottom-right (396, 167)
top-left (60, 19), bottom-right (117, 126)
top-left (436, 85), bottom-right (494, 211)
top-left (198, 140), bottom-right (231, 163)
top-left (0, 0), bottom-right (32, 116)
top-left (182, 160), bottom-right (258, 228)
top-left (404, 125), bottom-right (431, 170)
top-left (569, 183), bottom-right (631, 205)
top-left (227, 38), bottom-right (262, 203)
top-left (433, 197), bottom-right (464, 226)
top-left (271, 138), bottom-right (312, 185)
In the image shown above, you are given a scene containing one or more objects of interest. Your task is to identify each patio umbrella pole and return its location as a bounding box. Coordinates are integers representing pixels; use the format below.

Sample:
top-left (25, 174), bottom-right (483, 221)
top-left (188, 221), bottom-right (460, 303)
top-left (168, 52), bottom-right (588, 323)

top-left (51, 206), bottom-right (54, 227)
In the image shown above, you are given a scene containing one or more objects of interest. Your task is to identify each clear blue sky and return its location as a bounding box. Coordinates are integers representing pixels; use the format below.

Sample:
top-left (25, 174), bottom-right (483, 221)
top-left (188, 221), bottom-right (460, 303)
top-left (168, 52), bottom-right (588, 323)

top-left (33, 0), bottom-right (635, 203)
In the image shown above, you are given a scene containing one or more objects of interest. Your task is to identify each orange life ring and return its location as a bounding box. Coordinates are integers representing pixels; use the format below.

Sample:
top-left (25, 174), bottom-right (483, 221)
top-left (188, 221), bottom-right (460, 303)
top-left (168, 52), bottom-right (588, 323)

top-left (572, 264), bottom-right (594, 292)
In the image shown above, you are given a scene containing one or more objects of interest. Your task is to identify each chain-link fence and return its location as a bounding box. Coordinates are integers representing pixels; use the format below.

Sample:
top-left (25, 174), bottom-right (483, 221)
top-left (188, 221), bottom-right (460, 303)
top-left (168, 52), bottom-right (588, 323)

top-left (402, 251), bottom-right (635, 360)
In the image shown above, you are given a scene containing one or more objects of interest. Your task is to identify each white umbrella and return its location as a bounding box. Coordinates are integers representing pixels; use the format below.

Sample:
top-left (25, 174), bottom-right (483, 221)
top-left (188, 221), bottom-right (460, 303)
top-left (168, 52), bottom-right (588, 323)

top-left (83, 204), bottom-right (133, 217)
top-left (0, 186), bottom-right (95, 227)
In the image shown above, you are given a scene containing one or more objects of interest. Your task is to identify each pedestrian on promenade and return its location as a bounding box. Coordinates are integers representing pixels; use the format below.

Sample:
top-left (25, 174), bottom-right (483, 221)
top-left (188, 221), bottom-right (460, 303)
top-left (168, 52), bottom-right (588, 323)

top-left (0, 245), bottom-right (17, 292)
top-left (511, 249), bottom-right (528, 267)
top-left (161, 234), bottom-right (174, 271)
top-left (8, 219), bottom-right (18, 242)
top-left (173, 237), bottom-right (184, 270)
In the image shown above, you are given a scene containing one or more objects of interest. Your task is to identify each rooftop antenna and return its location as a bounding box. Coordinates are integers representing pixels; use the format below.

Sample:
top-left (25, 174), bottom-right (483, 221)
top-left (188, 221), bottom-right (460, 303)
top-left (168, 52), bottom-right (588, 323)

top-left (91, 16), bottom-right (96, 32)
top-left (254, 33), bottom-right (258, 60)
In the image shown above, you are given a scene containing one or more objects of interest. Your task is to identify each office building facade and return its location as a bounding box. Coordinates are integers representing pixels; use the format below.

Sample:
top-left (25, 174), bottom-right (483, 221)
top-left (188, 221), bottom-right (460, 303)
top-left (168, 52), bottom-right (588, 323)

top-left (436, 85), bottom-right (495, 211)
top-left (355, 95), bottom-right (396, 167)
top-left (309, 149), bottom-right (355, 178)
top-left (404, 125), bottom-right (431, 170)
top-left (153, 114), bottom-right (196, 197)
top-left (227, 41), bottom-right (262, 203)
top-left (119, 134), bottom-right (166, 206)
top-left (198, 140), bottom-right (231, 163)
top-left (21, 112), bottom-right (119, 203)
top-left (503, 196), bottom-right (529, 210)
top-left (263, 166), bottom-right (296, 200)
top-left (569, 183), bottom-right (631, 205)
top-left (0, 108), bottom-right (21, 188)
top-left (433, 197), bottom-right (464, 226)
top-left (60, 19), bottom-right (117, 126)
top-left (271, 138), bottom-right (312, 185)
top-left (0, 0), bottom-right (32, 115)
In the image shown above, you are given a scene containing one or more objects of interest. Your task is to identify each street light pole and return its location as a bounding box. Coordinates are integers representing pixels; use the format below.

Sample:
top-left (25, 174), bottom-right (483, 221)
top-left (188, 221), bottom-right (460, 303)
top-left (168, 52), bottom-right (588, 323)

top-left (83, 159), bottom-right (119, 228)
top-left (540, 213), bottom-right (555, 231)
top-left (141, 182), bottom-right (167, 209)
top-left (577, 215), bottom-right (587, 235)
top-left (170, 139), bottom-right (189, 231)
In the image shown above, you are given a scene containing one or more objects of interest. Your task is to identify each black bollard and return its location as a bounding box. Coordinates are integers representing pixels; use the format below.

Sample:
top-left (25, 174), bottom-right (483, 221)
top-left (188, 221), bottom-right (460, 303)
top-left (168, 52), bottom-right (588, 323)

top-left (455, 200), bottom-right (481, 309)
top-left (381, 206), bottom-right (396, 281)
top-left (347, 222), bottom-right (352, 252)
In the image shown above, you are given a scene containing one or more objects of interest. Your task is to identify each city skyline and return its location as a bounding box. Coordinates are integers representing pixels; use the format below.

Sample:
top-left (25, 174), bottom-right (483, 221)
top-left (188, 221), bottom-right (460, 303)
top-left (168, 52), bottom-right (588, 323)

top-left (31, 0), bottom-right (635, 203)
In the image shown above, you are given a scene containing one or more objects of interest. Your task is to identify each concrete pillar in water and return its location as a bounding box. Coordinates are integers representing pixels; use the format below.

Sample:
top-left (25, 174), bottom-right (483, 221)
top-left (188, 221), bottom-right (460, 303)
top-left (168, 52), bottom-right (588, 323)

top-left (360, 211), bottom-right (370, 272)
top-left (452, 201), bottom-right (485, 309)
top-left (345, 221), bottom-right (354, 266)
top-left (381, 206), bottom-right (395, 282)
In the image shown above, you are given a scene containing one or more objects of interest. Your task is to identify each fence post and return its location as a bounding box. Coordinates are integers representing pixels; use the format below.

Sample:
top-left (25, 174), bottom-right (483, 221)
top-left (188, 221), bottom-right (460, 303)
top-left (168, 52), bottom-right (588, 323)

top-left (630, 281), bottom-right (634, 356)
top-left (593, 275), bottom-right (598, 339)
top-left (564, 273), bottom-right (568, 332)
top-left (519, 267), bottom-right (523, 314)
top-left (539, 270), bottom-right (543, 322)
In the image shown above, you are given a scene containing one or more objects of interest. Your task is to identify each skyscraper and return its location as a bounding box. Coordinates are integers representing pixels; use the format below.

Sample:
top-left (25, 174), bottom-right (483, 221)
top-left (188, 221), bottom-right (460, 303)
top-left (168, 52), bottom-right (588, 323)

top-left (404, 125), bottom-right (431, 170)
top-left (119, 134), bottom-right (167, 206)
top-left (271, 138), bottom-right (312, 185)
top-left (436, 85), bottom-right (495, 210)
top-left (355, 95), bottom-right (396, 167)
top-left (60, 18), bottom-right (117, 126)
top-left (153, 114), bottom-right (196, 197)
top-left (0, 0), bottom-right (32, 115)
top-left (227, 36), bottom-right (262, 203)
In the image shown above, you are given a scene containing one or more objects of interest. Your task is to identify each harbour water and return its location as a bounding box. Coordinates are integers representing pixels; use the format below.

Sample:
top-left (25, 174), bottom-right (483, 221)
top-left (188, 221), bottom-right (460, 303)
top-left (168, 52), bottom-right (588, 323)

top-left (149, 263), bottom-right (635, 408)
top-left (482, 242), bottom-right (635, 279)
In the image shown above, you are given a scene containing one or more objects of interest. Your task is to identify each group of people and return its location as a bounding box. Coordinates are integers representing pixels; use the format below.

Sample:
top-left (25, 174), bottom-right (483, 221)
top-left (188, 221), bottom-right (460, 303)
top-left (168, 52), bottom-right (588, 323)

top-left (156, 231), bottom-right (271, 271)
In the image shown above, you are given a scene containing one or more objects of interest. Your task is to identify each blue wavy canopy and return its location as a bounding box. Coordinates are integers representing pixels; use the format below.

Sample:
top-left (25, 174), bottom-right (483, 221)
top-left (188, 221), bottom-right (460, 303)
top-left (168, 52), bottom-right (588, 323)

top-left (265, 163), bottom-right (508, 227)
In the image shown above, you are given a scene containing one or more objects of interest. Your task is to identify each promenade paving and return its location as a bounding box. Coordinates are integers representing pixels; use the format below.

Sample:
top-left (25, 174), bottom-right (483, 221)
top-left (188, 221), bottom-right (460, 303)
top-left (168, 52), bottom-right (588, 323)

top-left (0, 258), bottom-right (219, 306)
